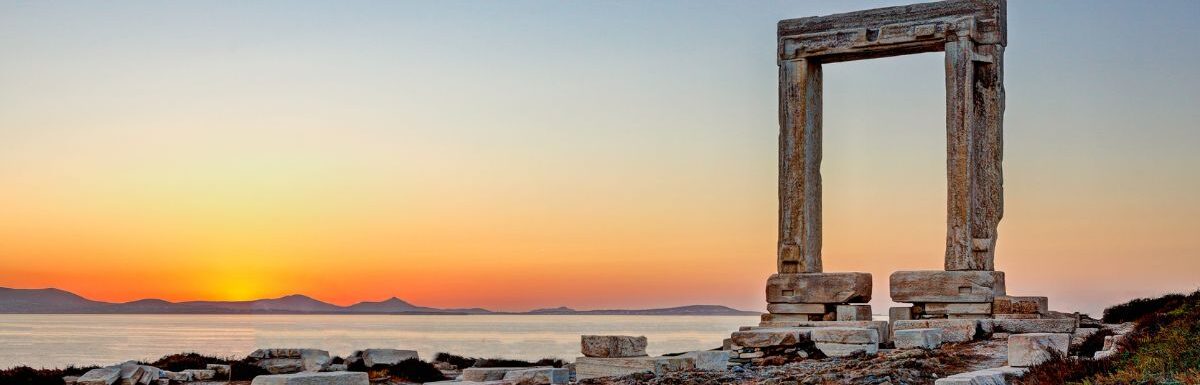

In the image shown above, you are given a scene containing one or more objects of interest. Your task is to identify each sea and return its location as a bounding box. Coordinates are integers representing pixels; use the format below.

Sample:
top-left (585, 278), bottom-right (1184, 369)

top-left (0, 314), bottom-right (760, 369)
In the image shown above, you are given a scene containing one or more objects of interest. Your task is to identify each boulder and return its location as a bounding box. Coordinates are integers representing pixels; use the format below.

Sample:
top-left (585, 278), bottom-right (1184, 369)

top-left (76, 368), bottom-right (120, 385)
top-left (1008, 333), bottom-right (1069, 367)
top-left (501, 368), bottom-right (568, 385)
top-left (814, 342), bottom-right (877, 357)
top-left (809, 327), bottom-right (879, 344)
top-left (893, 328), bottom-right (943, 349)
top-left (835, 305), bottom-right (871, 321)
top-left (766, 273), bottom-right (872, 303)
top-left (893, 319), bottom-right (979, 343)
top-left (766, 303), bottom-right (826, 314)
top-left (890, 271), bottom-right (1005, 303)
top-left (581, 335), bottom-right (647, 358)
top-left (729, 327), bottom-right (811, 348)
top-left (574, 356), bottom-right (694, 380)
top-left (250, 371), bottom-right (369, 385)
top-left (359, 349), bottom-right (419, 367)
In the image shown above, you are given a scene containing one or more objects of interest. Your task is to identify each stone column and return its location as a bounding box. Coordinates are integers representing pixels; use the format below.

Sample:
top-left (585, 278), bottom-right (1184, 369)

top-left (944, 30), bottom-right (1005, 272)
top-left (778, 58), bottom-right (822, 274)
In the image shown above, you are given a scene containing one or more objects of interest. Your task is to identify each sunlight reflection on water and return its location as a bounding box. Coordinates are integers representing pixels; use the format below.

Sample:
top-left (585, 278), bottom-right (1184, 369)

top-left (0, 314), bottom-right (760, 368)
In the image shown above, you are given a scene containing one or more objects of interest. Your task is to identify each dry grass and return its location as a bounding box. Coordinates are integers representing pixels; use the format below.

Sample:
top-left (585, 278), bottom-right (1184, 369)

top-left (1017, 288), bottom-right (1200, 385)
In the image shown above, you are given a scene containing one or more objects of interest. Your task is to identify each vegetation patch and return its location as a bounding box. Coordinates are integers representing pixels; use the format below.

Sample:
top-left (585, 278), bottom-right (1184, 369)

top-left (434, 352), bottom-right (565, 368)
top-left (0, 366), bottom-right (98, 385)
top-left (1018, 288), bottom-right (1200, 385)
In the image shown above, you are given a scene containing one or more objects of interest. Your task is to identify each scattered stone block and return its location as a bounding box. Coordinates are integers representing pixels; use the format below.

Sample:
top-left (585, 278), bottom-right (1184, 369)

top-left (994, 296), bottom-right (1048, 315)
top-left (502, 368), bottom-right (568, 385)
top-left (752, 320), bottom-right (891, 344)
top-left (63, 376), bottom-right (79, 385)
top-left (893, 328), bottom-right (943, 349)
top-left (117, 362), bottom-right (162, 385)
top-left (893, 319), bottom-right (979, 343)
top-left (729, 327), bottom-right (811, 348)
top-left (247, 348), bottom-right (331, 373)
top-left (890, 271), bottom-right (1006, 303)
top-left (994, 313), bottom-right (1039, 319)
top-left (934, 366), bottom-right (1028, 385)
top-left (574, 356), bottom-right (694, 380)
top-left (1008, 333), bottom-right (1069, 367)
top-left (1102, 334), bottom-right (1126, 351)
top-left (250, 371), bottom-right (369, 385)
top-left (163, 371), bottom-right (191, 382)
top-left (836, 305), bottom-right (872, 321)
top-left (359, 349), bottom-right (419, 367)
top-left (809, 327), bottom-right (878, 344)
top-left (463, 368), bottom-right (526, 382)
top-left (182, 369), bottom-right (216, 381)
top-left (814, 342), bottom-right (877, 357)
top-left (77, 368), bottom-right (120, 385)
top-left (981, 319), bottom-right (1076, 334)
top-left (581, 335), bottom-right (648, 358)
top-left (1094, 349), bottom-right (1117, 360)
top-left (765, 273), bottom-right (872, 303)
top-left (677, 351), bottom-right (730, 371)
top-left (205, 364), bottom-right (231, 377)
top-left (766, 303), bottom-right (826, 314)
top-left (924, 303), bottom-right (992, 315)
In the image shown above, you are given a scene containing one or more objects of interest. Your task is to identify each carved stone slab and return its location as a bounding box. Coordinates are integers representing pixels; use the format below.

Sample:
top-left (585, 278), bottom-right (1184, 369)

top-left (890, 270), bottom-right (1005, 303)
top-left (766, 273), bottom-right (872, 304)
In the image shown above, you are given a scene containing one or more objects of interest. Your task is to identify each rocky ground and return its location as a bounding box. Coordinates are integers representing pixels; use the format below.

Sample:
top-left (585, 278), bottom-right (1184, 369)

top-left (582, 339), bottom-right (1006, 385)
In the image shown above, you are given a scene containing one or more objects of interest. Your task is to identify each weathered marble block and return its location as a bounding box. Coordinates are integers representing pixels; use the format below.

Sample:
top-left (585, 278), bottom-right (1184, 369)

top-left (924, 302), bottom-right (992, 315)
top-left (581, 335), bottom-right (648, 358)
top-left (894, 328), bottom-right (943, 349)
top-left (890, 271), bottom-right (1006, 303)
top-left (810, 327), bottom-right (879, 344)
top-left (836, 305), bottom-right (871, 321)
top-left (814, 342), bottom-right (877, 357)
top-left (677, 351), bottom-right (731, 371)
top-left (766, 273), bottom-right (872, 304)
top-left (994, 296), bottom-right (1048, 315)
top-left (502, 368), bottom-right (569, 385)
top-left (574, 356), bottom-right (694, 380)
top-left (76, 368), bottom-right (120, 385)
top-left (181, 369), bottom-right (215, 381)
top-left (889, 306), bottom-right (914, 323)
top-left (766, 303), bottom-right (826, 314)
top-left (250, 372), bottom-right (369, 385)
top-left (729, 327), bottom-right (811, 348)
top-left (981, 319), bottom-right (1076, 334)
top-left (893, 319), bottom-right (979, 343)
top-left (1008, 333), bottom-right (1069, 367)
top-left (463, 367), bottom-right (526, 382)
top-left (752, 320), bottom-right (890, 344)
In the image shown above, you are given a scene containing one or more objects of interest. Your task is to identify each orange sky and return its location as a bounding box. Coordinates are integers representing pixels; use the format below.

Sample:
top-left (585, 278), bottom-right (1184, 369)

top-left (1, 1), bottom-right (1198, 316)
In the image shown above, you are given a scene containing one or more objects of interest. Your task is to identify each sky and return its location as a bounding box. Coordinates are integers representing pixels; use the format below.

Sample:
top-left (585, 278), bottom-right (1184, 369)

top-left (1, 1), bottom-right (1197, 316)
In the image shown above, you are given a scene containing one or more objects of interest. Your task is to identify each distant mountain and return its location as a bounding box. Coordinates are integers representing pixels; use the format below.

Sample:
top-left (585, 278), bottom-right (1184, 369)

top-left (0, 287), bottom-right (759, 316)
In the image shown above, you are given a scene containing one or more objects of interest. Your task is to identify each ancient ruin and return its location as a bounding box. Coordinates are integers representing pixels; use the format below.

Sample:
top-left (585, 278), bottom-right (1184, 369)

top-left (730, 0), bottom-right (1078, 369)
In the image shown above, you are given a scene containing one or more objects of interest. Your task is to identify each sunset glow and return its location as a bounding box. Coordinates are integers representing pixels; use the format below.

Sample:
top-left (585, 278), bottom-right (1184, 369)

top-left (2, 1), bottom-right (1198, 317)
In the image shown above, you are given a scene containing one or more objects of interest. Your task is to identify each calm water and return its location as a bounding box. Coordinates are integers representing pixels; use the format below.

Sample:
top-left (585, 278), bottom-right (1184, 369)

top-left (0, 314), bottom-right (759, 369)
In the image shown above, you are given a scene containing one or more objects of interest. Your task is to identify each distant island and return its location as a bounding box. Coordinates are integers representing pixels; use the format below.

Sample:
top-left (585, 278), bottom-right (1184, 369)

top-left (0, 287), bottom-right (760, 316)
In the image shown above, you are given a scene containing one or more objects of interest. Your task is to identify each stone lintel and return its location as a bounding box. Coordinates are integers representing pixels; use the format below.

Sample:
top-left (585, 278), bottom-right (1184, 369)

top-left (893, 319), bottom-right (980, 343)
top-left (890, 270), bottom-right (1005, 303)
top-left (766, 273), bottom-right (872, 304)
top-left (749, 320), bottom-right (890, 344)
